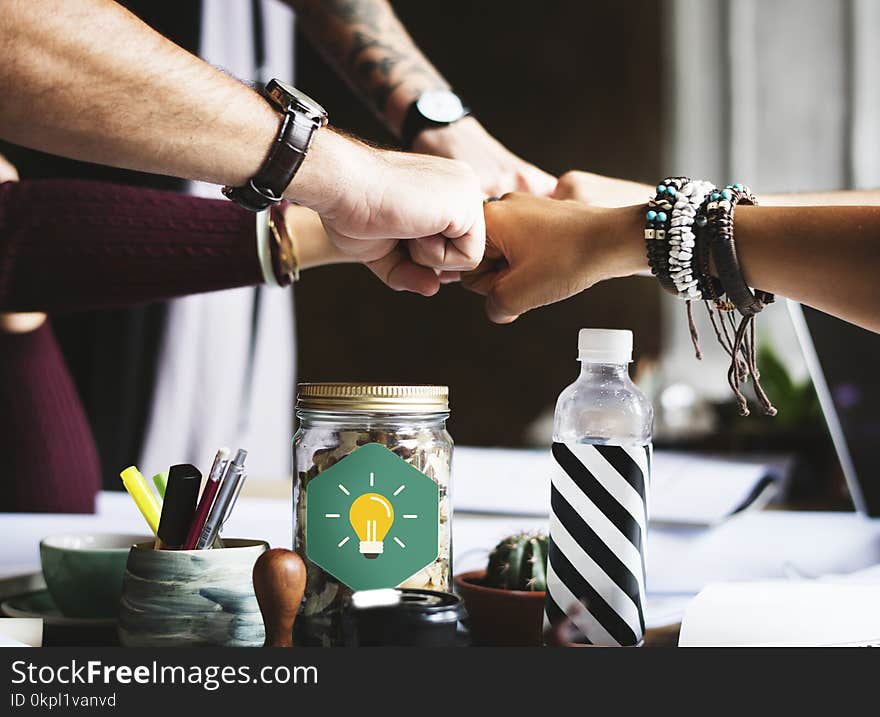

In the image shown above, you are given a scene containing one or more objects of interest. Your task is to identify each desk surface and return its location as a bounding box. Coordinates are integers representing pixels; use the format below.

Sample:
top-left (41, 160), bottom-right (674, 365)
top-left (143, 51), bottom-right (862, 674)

top-left (3, 479), bottom-right (880, 643)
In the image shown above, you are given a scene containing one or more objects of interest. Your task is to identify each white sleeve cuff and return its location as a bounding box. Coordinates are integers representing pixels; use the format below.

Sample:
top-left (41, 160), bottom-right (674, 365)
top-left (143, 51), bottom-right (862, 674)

top-left (256, 208), bottom-right (280, 288)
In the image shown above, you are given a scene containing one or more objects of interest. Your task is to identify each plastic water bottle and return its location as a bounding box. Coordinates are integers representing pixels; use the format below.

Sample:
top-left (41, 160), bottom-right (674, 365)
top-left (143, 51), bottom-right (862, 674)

top-left (545, 329), bottom-right (653, 646)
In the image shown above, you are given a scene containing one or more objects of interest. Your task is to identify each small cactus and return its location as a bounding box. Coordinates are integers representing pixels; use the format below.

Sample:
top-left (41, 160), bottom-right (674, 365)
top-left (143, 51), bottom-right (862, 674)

top-left (484, 531), bottom-right (548, 592)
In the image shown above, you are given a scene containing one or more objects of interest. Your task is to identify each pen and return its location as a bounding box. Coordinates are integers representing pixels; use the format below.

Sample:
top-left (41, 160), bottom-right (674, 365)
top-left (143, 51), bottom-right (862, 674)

top-left (119, 466), bottom-right (161, 536)
top-left (182, 447), bottom-right (230, 550)
top-left (211, 468), bottom-right (248, 549)
top-left (155, 464), bottom-right (202, 550)
top-left (196, 449), bottom-right (247, 550)
top-left (152, 472), bottom-right (168, 501)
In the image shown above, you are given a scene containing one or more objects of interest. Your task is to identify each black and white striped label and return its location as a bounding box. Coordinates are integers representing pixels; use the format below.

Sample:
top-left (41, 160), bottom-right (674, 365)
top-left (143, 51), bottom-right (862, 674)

top-left (545, 441), bottom-right (651, 646)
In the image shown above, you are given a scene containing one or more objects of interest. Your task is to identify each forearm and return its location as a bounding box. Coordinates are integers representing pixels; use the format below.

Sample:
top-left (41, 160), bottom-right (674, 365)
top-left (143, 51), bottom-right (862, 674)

top-left (0, 0), bottom-right (280, 187)
top-left (284, 204), bottom-right (351, 270)
top-left (764, 189), bottom-right (880, 206)
top-left (734, 205), bottom-right (880, 331)
top-left (0, 0), bottom-right (377, 215)
top-left (289, 0), bottom-right (447, 134)
top-left (605, 203), bottom-right (880, 331)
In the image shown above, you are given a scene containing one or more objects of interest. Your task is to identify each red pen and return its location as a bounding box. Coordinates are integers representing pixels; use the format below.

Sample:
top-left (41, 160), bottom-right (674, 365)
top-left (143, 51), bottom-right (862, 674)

top-left (183, 447), bottom-right (230, 550)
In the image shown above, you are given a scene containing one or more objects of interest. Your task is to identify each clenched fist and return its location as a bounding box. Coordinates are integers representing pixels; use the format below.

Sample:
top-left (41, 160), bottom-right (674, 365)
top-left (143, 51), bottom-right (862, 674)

top-left (288, 130), bottom-right (485, 296)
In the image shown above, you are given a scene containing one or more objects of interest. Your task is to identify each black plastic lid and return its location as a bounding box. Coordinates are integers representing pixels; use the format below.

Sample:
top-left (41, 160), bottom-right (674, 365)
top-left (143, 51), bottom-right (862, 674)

top-left (345, 588), bottom-right (466, 646)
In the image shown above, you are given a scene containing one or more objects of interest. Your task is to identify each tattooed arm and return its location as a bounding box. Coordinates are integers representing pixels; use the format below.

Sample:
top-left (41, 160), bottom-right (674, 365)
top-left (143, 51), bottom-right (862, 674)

top-left (289, 0), bottom-right (555, 196)
top-left (290, 0), bottom-right (444, 133)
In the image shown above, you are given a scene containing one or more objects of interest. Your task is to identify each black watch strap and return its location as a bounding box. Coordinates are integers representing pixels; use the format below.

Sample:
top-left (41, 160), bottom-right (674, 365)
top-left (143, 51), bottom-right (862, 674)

top-left (400, 100), bottom-right (470, 150)
top-left (223, 110), bottom-right (319, 212)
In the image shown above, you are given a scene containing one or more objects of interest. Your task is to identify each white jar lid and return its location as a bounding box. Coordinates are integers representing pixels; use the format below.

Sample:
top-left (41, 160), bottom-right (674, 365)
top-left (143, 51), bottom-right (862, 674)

top-left (577, 328), bottom-right (633, 364)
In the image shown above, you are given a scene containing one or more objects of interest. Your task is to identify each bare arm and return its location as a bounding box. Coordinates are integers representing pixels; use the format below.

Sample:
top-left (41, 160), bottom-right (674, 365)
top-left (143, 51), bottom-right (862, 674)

top-left (733, 205), bottom-right (880, 331)
top-left (763, 189), bottom-right (880, 206)
top-left (551, 170), bottom-right (880, 208)
top-left (470, 195), bottom-right (880, 333)
top-left (0, 0), bottom-right (280, 189)
top-left (289, 0), bottom-right (447, 135)
top-left (289, 0), bottom-right (555, 195)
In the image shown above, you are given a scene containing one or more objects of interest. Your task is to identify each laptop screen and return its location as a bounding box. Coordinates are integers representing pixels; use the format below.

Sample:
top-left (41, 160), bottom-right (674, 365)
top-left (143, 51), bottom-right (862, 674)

top-left (791, 302), bottom-right (880, 517)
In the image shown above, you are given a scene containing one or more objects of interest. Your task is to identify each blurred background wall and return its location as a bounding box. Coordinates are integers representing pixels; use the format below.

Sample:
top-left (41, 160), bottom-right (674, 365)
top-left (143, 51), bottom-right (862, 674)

top-left (294, 0), bottom-right (664, 447)
top-left (661, 0), bottom-right (880, 399)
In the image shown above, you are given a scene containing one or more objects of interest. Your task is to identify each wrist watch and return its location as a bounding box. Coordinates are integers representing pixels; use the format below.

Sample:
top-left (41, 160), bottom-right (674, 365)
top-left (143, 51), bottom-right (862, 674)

top-left (223, 79), bottom-right (328, 212)
top-left (400, 89), bottom-right (471, 150)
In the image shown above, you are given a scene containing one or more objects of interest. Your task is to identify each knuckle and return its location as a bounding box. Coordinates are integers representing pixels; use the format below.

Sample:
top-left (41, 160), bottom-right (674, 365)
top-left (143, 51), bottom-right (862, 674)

top-left (460, 255), bottom-right (481, 271)
top-left (557, 171), bottom-right (579, 190)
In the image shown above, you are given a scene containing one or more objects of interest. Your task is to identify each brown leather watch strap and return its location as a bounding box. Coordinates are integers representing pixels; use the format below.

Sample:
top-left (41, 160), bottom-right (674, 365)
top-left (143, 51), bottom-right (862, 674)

top-left (223, 110), bottom-right (319, 212)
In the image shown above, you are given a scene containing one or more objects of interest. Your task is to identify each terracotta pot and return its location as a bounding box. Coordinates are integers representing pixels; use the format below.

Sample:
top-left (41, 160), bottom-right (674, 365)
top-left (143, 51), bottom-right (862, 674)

top-left (453, 569), bottom-right (545, 646)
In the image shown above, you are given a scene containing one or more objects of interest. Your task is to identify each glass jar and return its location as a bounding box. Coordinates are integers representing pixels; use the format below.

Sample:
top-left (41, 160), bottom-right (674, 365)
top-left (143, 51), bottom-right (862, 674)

top-left (293, 383), bottom-right (453, 647)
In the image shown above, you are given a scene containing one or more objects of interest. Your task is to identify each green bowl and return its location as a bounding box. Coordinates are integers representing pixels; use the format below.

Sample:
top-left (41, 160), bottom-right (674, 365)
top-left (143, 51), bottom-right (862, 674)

top-left (40, 533), bottom-right (152, 619)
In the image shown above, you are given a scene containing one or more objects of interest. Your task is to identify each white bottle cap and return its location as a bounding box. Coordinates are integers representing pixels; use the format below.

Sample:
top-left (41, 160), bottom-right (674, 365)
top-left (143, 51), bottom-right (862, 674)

top-left (577, 328), bottom-right (633, 364)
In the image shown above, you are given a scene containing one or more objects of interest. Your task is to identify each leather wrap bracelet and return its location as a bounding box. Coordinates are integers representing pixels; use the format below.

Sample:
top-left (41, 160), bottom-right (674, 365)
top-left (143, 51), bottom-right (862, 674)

top-left (704, 185), bottom-right (774, 318)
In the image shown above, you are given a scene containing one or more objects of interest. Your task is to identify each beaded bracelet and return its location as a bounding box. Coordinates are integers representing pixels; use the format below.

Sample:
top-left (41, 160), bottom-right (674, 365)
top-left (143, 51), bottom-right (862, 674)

top-left (668, 179), bottom-right (715, 298)
top-left (647, 177), bottom-right (778, 417)
top-left (645, 176), bottom-right (686, 295)
top-left (692, 193), bottom-right (725, 306)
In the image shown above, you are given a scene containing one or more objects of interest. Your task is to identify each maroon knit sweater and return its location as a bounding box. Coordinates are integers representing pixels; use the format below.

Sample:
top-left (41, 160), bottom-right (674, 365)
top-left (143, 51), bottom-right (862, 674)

top-left (0, 323), bottom-right (101, 513)
top-left (0, 179), bottom-right (263, 512)
top-left (0, 179), bottom-right (261, 313)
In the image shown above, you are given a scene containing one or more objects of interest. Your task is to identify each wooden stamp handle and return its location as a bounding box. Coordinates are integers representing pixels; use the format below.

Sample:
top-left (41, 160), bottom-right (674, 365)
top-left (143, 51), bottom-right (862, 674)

top-left (252, 548), bottom-right (306, 647)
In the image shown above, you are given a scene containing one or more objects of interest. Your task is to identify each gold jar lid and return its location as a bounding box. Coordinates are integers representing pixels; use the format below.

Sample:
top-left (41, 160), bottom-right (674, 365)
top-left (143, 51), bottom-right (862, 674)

top-left (296, 383), bottom-right (449, 413)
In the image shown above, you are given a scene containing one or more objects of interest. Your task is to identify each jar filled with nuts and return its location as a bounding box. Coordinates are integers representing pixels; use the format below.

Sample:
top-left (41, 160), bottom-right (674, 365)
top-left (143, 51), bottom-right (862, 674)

top-left (293, 384), bottom-right (453, 647)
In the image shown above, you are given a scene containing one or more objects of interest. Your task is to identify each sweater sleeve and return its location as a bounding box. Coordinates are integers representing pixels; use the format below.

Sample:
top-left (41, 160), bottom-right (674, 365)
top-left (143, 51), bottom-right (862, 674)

top-left (0, 179), bottom-right (263, 313)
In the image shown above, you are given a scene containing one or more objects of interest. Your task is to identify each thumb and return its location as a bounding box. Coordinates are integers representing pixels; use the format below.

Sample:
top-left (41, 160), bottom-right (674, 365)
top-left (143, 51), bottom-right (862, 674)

top-left (485, 273), bottom-right (524, 324)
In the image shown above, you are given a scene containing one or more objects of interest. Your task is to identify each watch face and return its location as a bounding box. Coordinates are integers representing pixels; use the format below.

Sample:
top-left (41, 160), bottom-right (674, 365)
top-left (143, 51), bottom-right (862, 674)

top-left (416, 90), bottom-right (466, 123)
top-left (267, 79), bottom-right (328, 124)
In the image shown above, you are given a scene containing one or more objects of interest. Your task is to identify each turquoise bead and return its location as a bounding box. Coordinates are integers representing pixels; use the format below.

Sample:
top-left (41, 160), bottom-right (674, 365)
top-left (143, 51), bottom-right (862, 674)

top-left (721, 189), bottom-right (733, 200)
top-left (657, 211), bottom-right (668, 222)
top-left (734, 183), bottom-right (744, 191)
top-left (656, 184), bottom-right (666, 194)
top-left (646, 210), bottom-right (657, 222)
top-left (710, 192), bottom-right (721, 201)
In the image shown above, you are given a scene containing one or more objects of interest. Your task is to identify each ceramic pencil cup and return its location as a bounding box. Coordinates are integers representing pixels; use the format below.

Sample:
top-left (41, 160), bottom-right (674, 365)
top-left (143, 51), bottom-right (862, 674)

top-left (118, 539), bottom-right (268, 647)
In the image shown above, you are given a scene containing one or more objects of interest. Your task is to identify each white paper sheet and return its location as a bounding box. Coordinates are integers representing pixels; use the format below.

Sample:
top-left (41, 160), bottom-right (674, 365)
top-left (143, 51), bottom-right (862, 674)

top-left (452, 446), bottom-right (782, 525)
top-left (648, 510), bottom-right (880, 594)
top-left (0, 618), bottom-right (42, 647)
top-left (679, 581), bottom-right (880, 646)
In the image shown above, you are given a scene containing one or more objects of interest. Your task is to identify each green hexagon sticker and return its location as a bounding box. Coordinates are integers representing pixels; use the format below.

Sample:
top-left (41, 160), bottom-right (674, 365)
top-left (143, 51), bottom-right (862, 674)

top-left (306, 443), bottom-right (439, 591)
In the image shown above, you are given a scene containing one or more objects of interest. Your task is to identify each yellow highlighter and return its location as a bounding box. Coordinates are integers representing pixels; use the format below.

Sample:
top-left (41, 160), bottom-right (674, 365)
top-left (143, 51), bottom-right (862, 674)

top-left (120, 466), bottom-right (161, 535)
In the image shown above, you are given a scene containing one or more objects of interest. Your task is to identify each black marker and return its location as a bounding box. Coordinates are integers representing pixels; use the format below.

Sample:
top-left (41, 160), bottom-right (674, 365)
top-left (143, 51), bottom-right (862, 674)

top-left (155, 464), bottom-right (202, 550)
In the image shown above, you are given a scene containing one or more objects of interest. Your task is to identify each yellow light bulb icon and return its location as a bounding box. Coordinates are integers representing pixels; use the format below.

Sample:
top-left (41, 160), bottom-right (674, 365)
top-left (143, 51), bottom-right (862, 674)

top-left (349, 492), bottom-right (394, 559)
